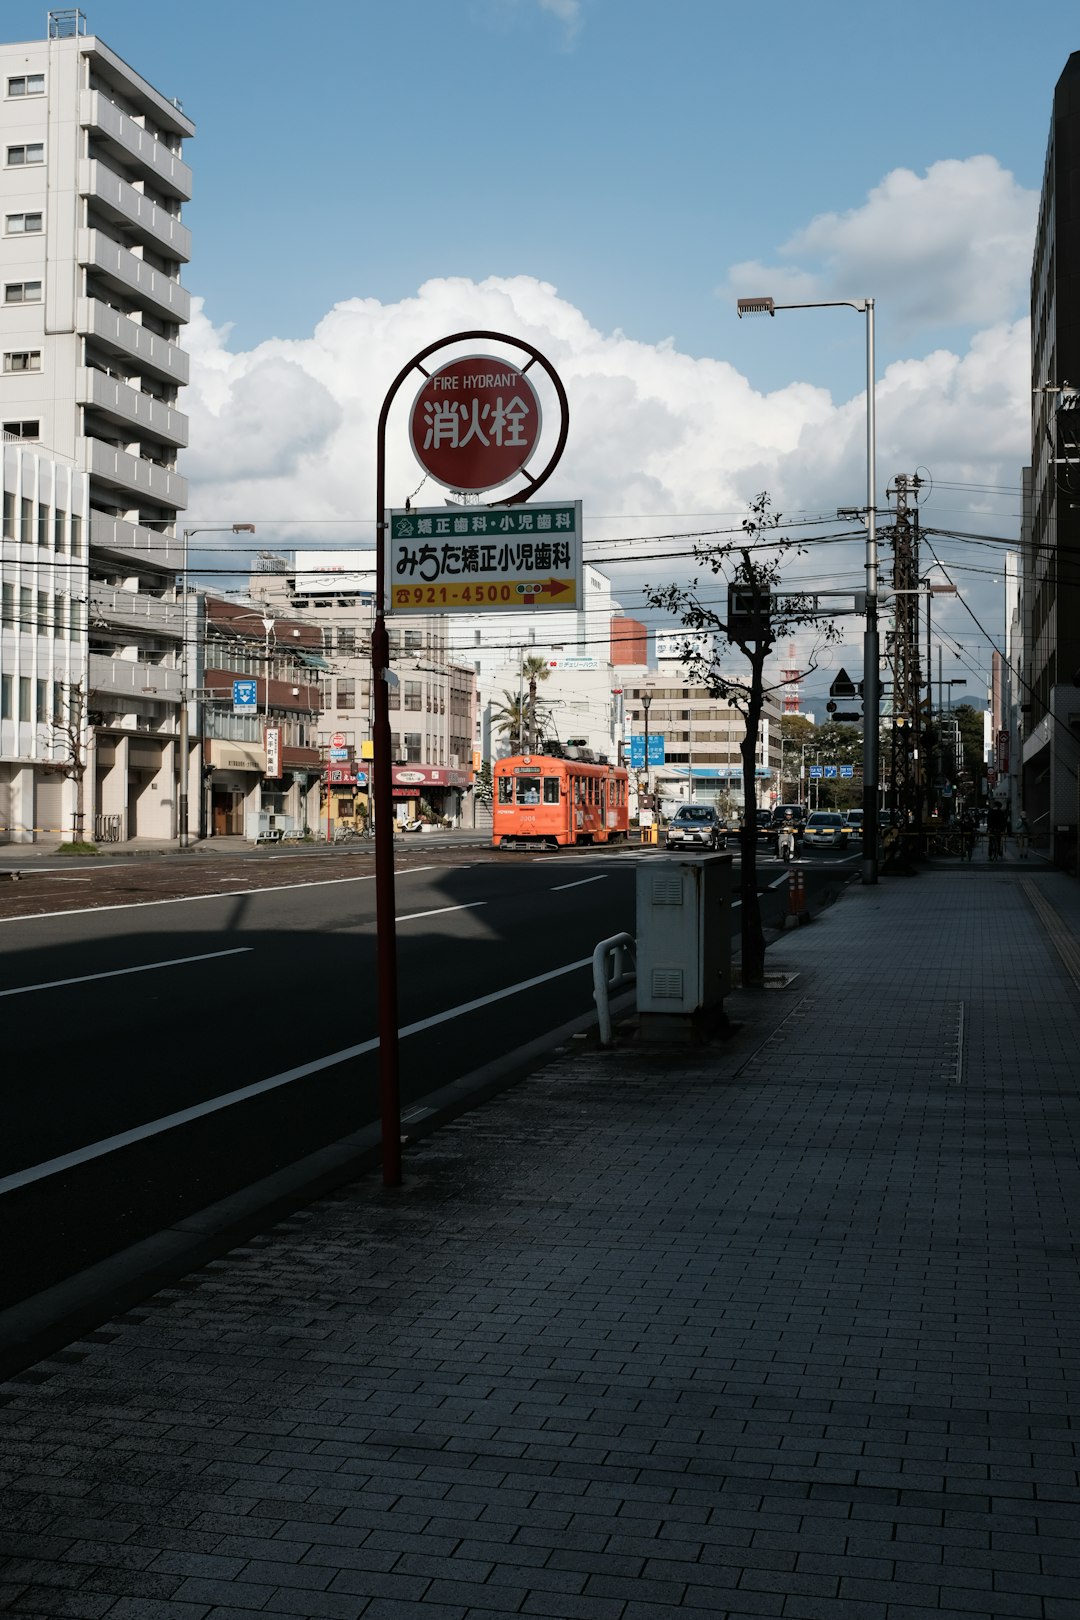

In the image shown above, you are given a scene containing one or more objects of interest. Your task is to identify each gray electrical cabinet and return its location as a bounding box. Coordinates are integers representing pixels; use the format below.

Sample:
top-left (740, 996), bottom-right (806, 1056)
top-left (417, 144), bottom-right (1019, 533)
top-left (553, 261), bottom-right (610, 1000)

top-left (636, 853), bottom-right (733, 1039)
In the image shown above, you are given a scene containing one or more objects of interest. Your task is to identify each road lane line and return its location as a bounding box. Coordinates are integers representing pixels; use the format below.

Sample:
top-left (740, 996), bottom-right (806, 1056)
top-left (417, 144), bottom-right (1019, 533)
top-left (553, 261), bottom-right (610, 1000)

top-left (0, 953), bottom-right (595, 1195)
top-left (0, 947), bottom-right (253, 999)
top-left (0, 864), bottom-right (449, 925)
top-left (396, 902), bottom-right (486, 923)
top-left (551, 875), bottom-right (608, 892)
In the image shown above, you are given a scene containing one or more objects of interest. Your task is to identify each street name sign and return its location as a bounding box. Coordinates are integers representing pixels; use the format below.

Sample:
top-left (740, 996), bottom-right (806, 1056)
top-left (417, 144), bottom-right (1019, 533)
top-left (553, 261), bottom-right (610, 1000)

top-left (629, 735), bottom-right (666, 768)
top-left (385, 501), bottom-right (582, 616)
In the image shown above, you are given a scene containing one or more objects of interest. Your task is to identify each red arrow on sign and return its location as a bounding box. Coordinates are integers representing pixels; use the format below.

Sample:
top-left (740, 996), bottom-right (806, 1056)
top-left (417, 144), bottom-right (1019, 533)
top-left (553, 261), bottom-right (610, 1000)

top-left (523, 578), bottom-right (573, 604)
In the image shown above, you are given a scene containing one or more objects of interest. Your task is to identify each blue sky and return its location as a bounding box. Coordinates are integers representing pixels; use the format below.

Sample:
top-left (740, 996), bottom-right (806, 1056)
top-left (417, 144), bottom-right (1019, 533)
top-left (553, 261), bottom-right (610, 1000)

top-left (5, 0), bottom-right (1077, 696)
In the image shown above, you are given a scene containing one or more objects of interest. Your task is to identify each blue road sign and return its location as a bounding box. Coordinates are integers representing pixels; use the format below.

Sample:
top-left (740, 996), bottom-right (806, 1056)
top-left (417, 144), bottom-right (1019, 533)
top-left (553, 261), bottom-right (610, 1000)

top-left (233, 679), bottom-right (257, 714)
top-left (629, 735), bottom-right (666, 768)
top-left (809, 765), bottom-right (823, 778)
top-left (824, 765), bottom-right (838, 779)
top-left (840, 765), bottom-right (854, 779)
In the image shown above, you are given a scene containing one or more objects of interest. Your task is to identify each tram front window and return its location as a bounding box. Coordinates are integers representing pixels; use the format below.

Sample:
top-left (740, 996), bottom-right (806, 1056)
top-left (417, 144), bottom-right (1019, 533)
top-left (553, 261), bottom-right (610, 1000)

top-left (516, 775), bottom-right (541, 803)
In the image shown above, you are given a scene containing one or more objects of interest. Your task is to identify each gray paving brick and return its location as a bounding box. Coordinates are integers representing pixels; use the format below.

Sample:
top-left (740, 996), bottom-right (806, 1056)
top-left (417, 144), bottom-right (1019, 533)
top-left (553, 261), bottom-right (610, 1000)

top-left (5, 869), bottom-right (1080, 1617)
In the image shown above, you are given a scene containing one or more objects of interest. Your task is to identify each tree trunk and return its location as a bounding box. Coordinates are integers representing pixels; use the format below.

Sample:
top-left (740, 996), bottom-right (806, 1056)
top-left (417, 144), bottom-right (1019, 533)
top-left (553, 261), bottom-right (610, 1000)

top-left (740, 692), bottom-right (767, 987)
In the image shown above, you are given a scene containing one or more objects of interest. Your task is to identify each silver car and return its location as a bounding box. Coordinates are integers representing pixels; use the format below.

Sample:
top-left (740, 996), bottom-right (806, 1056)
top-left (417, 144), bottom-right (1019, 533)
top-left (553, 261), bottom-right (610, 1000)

top-left (666, 805), bottom-right (725, 849)
top-left (802, 811), bottom-right (846, 849)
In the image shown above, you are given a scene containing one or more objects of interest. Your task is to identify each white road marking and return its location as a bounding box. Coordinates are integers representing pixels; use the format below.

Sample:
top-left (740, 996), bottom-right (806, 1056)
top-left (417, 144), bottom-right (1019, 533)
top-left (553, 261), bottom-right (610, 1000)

top-left (0, 953), bottom-right (595, 1195)
top-left (396, 901), bottom-right (486, 922)
top-left (0, 947), bottom-right (253, 999)
top-left (551, 875), bottom-right (608, 892)
top-left (0, 864), bottom-right (445, 926)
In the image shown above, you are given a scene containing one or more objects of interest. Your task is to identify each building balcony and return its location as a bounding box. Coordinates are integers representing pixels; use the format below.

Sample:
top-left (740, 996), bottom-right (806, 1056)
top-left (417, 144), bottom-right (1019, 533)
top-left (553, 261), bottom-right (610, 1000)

top-left (88, 651), bottom-right (181, 703)
top-left (78, 229), bottom-right (190, 326)
top-left (80, 89), bottom-right (193, 200)
top-left (78, 297), bottom-right (189, 387)
top-left (78, 367), bottom-right (188, 449)
top-left (90, 513), bottom-right (182, 573)
top-left (79, 159), bottom-right (191, 265)
top-left (89, 582), bottom-right (182, 639)
top-left (83, 436), bottom-right (188, 511)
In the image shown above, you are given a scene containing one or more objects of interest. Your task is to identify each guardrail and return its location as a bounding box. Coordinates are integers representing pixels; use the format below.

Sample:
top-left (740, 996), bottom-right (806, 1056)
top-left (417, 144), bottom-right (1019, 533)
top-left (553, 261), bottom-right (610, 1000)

top-left (592, 931), bottom-right (636, 1046)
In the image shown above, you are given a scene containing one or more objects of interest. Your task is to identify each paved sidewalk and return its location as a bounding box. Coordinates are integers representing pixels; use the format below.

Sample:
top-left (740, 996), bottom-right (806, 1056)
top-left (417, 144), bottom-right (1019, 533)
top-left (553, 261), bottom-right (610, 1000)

top-left (3, 867), bottom-right (1080, 1618)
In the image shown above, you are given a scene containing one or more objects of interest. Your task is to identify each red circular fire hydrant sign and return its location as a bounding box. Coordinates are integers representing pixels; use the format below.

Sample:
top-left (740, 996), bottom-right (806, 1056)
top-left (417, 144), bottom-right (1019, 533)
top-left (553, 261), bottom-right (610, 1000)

top-left (409, 354), bottom-right (542, 492)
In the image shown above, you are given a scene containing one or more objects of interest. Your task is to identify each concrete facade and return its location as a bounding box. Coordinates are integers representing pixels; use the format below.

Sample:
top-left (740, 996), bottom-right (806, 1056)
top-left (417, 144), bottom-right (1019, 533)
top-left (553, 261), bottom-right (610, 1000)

top-left (1023, 50), bottom-right (1080, 865)
top-left (0, 12), bottom-right (193, 842)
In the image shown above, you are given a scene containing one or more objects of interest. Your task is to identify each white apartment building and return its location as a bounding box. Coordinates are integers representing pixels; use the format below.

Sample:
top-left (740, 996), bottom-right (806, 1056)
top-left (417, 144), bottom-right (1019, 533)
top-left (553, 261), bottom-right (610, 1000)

top-left (0, 10), bottom-right (193, 843)
top-left (624, 641), bottom-right (783, 816)
top-left (0, 441), bottom-right (89, 840)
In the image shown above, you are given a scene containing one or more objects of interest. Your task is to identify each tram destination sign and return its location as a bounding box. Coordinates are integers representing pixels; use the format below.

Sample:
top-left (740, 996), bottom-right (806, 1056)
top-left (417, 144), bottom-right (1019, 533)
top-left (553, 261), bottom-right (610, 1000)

top-left (385, 501), bottom-right (583, 616)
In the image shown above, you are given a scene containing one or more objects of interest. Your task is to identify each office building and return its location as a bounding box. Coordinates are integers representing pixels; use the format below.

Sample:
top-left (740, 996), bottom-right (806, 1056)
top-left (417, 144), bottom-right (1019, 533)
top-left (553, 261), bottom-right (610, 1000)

top-left (1022, 49), bottom-right (1080, 864)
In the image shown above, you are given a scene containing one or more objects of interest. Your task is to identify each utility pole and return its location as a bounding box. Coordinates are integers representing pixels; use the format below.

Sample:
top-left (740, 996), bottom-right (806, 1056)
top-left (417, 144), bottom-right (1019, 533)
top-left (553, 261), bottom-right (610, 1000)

top-left (885, 472), bottom-right (922, 827)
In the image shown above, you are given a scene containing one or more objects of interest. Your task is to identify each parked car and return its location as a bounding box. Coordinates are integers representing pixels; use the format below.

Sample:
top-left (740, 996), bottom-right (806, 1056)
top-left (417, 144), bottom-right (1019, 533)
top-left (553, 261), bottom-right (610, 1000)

top-left (802, 810), bottom-right (847, 850)
top-left (842, 809), bottom-right (864, 841)
top-left (665, 804), bottom-right (726, 850)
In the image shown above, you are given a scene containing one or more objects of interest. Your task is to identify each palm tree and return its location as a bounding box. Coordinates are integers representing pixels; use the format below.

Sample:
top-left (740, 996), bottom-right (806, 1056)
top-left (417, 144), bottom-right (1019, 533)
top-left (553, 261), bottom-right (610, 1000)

top-left (520, 654), bottom-right (550, 752)
top-left (490, 688), bottom-right (552, 754)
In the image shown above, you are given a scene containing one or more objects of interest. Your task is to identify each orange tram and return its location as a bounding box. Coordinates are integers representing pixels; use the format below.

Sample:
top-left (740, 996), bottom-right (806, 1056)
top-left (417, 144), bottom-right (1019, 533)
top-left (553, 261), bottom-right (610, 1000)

top-left (492, 753), bottom-right (630, 850)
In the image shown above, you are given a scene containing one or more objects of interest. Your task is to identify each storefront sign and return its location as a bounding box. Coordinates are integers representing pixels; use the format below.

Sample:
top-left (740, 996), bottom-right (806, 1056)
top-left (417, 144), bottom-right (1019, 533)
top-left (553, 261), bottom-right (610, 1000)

top-left (390, 764), bottom-right (471, 789)
top-left (265, 726), bottom-right (282, 780)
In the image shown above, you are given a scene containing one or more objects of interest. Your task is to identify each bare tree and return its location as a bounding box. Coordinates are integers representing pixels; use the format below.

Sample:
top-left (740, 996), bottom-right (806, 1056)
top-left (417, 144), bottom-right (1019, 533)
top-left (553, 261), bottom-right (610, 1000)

top-left (41, 680), bottom-right (89, 843)
top-left (645, 495), bottom-right (841, 987)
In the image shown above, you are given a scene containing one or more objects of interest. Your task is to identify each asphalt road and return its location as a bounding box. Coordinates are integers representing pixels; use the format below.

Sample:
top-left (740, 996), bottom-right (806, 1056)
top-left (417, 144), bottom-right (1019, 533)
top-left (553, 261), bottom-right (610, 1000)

top-left (1, 842), bottom-right (855, 1310)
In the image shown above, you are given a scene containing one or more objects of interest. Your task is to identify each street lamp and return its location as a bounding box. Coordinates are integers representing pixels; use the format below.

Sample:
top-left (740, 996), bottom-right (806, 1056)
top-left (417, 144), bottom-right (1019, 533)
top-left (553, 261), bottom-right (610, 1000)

top-left (738, 293), bottom-right (879, 883)
top-left (178, 522), bottom-right (255, 846)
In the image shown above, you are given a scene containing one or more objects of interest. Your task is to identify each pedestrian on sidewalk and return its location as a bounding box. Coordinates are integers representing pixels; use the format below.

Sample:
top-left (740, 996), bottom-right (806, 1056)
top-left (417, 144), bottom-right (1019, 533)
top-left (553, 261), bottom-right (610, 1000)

top-left (959, 808), bottom-right (976, 861)
top-left (987, 801), bottom-right (1007, 861)
top-left (1016, 811), bottom-right (1031, 858)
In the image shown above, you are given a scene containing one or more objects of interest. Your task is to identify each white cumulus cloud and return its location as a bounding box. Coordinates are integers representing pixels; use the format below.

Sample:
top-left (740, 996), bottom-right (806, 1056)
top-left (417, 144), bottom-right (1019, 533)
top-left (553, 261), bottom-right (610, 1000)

top-left (725, 156), bottom-right (1038, 331)
top-left (182, 274), bottom-right (1027, 681)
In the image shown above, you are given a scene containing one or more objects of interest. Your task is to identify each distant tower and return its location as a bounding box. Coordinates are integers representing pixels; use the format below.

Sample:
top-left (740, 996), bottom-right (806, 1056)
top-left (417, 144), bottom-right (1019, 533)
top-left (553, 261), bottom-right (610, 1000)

top-left (781, 642), bottom-right (802, 713)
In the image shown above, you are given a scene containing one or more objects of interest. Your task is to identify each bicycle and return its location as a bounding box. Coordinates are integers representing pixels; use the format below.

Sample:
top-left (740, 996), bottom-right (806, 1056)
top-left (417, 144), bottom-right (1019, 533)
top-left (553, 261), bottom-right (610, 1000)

top-left (333, 823), bottom-right (359, 844)
top-left (988, 830), bottom-right (1003, 862)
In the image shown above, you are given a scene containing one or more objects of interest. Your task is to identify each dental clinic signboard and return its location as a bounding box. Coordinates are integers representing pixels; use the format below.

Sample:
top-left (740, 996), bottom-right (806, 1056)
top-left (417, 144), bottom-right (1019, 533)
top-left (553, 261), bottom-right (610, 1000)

top-left (385, 501), bottom-right (583, 616)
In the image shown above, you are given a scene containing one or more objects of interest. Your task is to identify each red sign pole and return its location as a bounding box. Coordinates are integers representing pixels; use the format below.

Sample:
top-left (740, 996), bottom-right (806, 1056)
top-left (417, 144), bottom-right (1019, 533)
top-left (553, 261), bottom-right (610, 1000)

top-left (372, 331), bottom-right (568, 1187)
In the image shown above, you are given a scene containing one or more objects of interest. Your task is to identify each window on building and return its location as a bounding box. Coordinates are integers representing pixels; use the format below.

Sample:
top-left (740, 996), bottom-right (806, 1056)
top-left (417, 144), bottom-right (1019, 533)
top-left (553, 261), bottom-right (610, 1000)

top-left (2, 491), bottom-right (13, 539)
top-left (0, 674), bottom-right (10, 720)
top-left (19, 676), bottom-right (31, 722)
top-left (6, 144), bottom-right (44, 166)
top-left (53, 508), bottom-right (64, 549)
top-left (335, 678), bottom-right (355, 709)
top-left (4, 350), bottom-right (41, 372)
top-left (35, 679), bottom-right (46, 723)
top-left (52, 682), bottom-right (62, 723)
top-left (5, 212), bottom-right (43, 234)
top-left (7, 75), bottom-right (45, 97)
top-left (70, 512), bottom-right (82, 553)
top-left (36, 590), bottom-right (48, 631)
top-left (4, 421), bottom-right (40, 441)
top-left (20, 586), bottom-right (31, 627)
top-left (3, 282), bottom-right (42, 305)
top-left (403, 732), bottom-right (422, 762)
top-left (1, 582), bottom-right (12, 625)
top-left (404, 680), bottom-right (422, 712)
top-left (337, 627), bottom-right (356, 653)
top-left (37, 503), bottom-right (47, 547)
top-left (20, 497), bottom-right (31, 538)
top-left (387, 686), bottom-right (400, 710)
